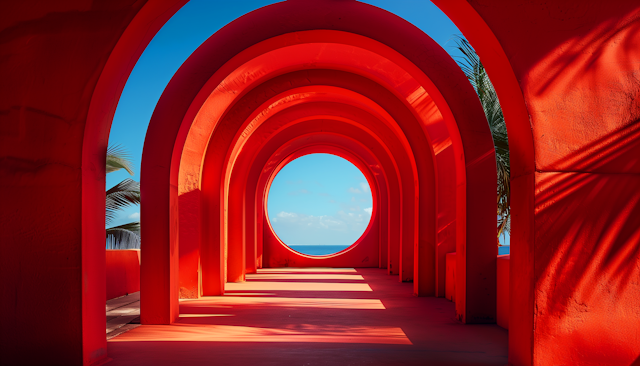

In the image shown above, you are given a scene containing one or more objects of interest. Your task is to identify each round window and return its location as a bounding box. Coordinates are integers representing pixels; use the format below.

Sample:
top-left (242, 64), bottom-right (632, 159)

top-left (267, 153), bottom-right (373, 256)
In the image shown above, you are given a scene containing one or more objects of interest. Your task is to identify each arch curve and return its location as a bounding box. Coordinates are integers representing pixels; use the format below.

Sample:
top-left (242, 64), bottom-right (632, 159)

top-left (141, 0), bottom-right (496, 326)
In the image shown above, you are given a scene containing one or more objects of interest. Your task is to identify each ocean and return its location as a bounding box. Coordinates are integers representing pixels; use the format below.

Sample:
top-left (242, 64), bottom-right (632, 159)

top-left (286, 245), bottom-right (511, 256)
top-left (288, 245), bottom-right (350, 256)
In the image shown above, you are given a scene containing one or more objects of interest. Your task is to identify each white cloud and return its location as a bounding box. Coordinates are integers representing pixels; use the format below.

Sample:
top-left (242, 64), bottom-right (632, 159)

top-left (360, 182), bottom-right (370, 193)
top-left (364, 207), bottom-right (373, 215)
top-left (270, 209), bottom-right (372, 237)
top-left (348, 187), bottom-right (362, 194)
top-left (128, 212), bottom-right (140, 220)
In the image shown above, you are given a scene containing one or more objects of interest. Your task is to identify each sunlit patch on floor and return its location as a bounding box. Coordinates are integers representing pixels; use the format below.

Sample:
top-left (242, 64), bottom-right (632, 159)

top-left (256, 268), bottom-right (358, 273)
top-left (225, 281), bottom-right (372, 292)
top-left (109, 324), bottom-right (412, 344)
top-left (187, 296), bottom-right (385, 309)
top-left (245, 274), bottom-right (365, 281)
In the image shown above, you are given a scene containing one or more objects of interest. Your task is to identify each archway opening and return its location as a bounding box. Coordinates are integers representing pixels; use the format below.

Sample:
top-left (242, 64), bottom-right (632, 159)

top-left (266, 153), bottom-right (374, 256)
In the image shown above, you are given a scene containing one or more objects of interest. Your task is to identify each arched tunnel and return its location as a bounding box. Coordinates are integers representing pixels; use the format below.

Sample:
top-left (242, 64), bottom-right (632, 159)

top-left (1, 1), bottom-right (639, 365)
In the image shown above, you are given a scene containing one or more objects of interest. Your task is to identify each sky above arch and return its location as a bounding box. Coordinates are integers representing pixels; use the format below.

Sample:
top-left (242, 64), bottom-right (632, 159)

top-left (106, 0), bottom-right (509, 246)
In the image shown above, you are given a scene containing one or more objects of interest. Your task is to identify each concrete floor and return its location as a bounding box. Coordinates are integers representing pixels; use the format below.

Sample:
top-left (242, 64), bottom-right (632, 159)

top-left (106, 268), bottom-right (508, 366)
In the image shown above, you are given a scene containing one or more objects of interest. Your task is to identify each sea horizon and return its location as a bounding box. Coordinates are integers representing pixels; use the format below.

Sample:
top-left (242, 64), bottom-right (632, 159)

top-left (286, 244), bottom-right (511, 256)
top-left (288, 244), bottom-right (350, 255)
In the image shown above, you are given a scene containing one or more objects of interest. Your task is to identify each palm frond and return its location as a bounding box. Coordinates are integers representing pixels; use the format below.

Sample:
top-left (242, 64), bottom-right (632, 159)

top-left (106, 178), bottom-right (140, 226)
top-left (107, 144), bottom-right (134, 175)
top-left (453, 35), bottom-right (511, 242)
top-left (106, 222), bottom-right (140, 249)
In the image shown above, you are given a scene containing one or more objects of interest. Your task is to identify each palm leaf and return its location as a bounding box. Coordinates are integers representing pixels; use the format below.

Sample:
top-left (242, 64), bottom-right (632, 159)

top-left (106, 222), bottom-right (140, 249)
top-left (453, 35), bottom-right (511, 242)
top-left (106, 178), bottom-right (140, 226)
top-left (107, 144), bottom-right (134, 175)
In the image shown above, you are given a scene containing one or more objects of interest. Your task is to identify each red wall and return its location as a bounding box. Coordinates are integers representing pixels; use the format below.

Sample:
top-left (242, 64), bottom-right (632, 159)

top-left (445, 253), bottom-right (456, 302)
top-left (0, 2), bottom-right (187, 365)
top-left (3, 1), bottom-right (640, 365)
top-left (446, 252), bottom-right (510, 331)
top-left (496, 255), bottom-right (509, 330)
top-left (106, 250), bottom-right (141, 300)
top-left (433, 1), bottom-right (640, 364)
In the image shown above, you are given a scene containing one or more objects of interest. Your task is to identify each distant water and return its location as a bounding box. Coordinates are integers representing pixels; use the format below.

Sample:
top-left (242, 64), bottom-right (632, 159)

top-left (287, 245), bottom-right (510, 256)
top-left (288, 245), bottom-right (351, 256)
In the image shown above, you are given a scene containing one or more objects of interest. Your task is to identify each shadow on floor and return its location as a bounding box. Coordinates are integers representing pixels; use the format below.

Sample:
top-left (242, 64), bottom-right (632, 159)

top-left (106, 268), bottom-right (507, 366)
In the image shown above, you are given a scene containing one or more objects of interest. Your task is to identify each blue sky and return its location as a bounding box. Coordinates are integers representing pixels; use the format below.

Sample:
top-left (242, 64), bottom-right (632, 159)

top-left (106, 0), bottom-right (509, 246)
top-left (267, 154), bottom-right (373, 245)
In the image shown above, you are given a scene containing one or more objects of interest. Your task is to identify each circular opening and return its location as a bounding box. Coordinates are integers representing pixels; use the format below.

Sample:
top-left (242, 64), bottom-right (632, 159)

top-left (267, 153), bottom-right (374, 256)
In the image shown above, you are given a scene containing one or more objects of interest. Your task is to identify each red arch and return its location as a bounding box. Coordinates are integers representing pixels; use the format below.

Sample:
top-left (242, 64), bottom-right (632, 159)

top-left (178, 87), bottom-right (416, 296)
top-left (175, 36), bottom-right (436, 295)
top-left (170, 30), bottom-right (490, 306)
top-left (5, 1), bottom-right (636, 365)
top-left (142, 1), bottom-right (495, 327)
top-left (80, 1), bottom-right (188, 360)
top-left (236, 106), bottom-right (406, 275)
top-left (198, 93), bottom-right (415, 290)
top-left (241, 121), bottom-right (404, 269)
top-left (196, 72), bottom-right (423, 293)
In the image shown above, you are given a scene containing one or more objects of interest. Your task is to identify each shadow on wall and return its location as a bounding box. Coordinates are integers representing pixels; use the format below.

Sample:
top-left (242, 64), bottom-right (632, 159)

top-left (531, 8), bottom-right (640, 100)
top-left (529, 6), bottom-right (640, 173)
top-left (533, 121), bottom-right (640, 308)
top-left (525, 8), bottom-right (640, 363)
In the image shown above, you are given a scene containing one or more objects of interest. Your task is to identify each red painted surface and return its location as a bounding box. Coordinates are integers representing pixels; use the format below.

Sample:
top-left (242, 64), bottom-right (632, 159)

top-left (155, 5), bottom-right (493, 321)
top-left (496, 255), bottom-right (509, 330)
top-left (240, 117), bottom-right (401, 274)
top-left (106, 250), bottom-right (141, 300)
top-left (179, 43), bottom-right (424, 294)
top-left (433, 0), bottom-right (640, 364)
top-left (226, 94), bottom-right (410, 269)
top-left (445, 253), bottom-right (456, 303)
top-left (231, 84), bottom-right (416, 279)
top-left (4, 0), bottom-right (638, 365)
top-left (169, 23), bottom-right (490, 312)
top-left (178, 188), bottom-right (201, 298)
top-left (107, 268), bottom-right (508, 366)
top-left (0, 1), bottom-right (186, 365)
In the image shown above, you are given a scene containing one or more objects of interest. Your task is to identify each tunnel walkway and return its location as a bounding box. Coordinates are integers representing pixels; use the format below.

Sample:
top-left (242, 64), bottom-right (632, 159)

top-left (107, 268), bottom-right (507, 365)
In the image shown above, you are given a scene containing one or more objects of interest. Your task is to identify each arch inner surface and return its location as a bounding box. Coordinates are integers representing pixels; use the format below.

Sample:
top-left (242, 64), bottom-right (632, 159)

top-left (199, 78), bottom-right (421, 290)
top-left (239, 105), bottom-right (405, 274)
top-left (179, 37), bottom-right (453, 293)
top-left (11, 1), bottom-right (639, 365)
top-left (246, 122), bottom-right (401, 270)
top-left (142, 17), bottom-right (495, 327)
